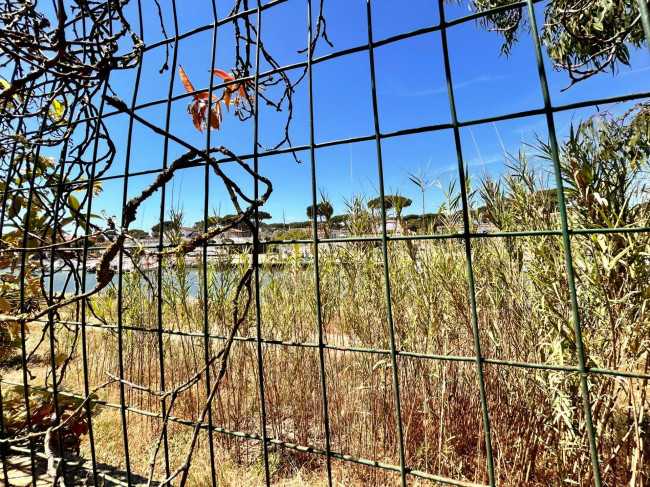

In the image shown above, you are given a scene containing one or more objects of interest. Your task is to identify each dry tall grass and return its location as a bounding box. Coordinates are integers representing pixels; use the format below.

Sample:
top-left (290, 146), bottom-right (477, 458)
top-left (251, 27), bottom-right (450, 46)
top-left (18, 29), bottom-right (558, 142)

top-left (5, 108), bottom-right (650, 486)
top-left (56, 220), bottom-right (648, 485)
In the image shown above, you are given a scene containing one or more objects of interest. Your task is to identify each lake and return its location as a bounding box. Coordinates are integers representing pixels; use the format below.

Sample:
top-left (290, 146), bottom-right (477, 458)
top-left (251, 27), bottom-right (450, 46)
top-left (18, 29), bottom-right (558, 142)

top-left (45, 269), bottom-right (205, 296)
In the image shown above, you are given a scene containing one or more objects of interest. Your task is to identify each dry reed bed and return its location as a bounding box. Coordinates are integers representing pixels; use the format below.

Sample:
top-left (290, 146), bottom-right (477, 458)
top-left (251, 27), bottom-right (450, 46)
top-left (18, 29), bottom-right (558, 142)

top-left (39, 233), bottom-right (648, 486)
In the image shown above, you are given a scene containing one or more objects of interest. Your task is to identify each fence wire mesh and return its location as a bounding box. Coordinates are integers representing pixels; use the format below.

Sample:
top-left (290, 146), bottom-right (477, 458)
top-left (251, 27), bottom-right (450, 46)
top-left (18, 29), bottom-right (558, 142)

top-left (1, 0), bottom-right (650, 486)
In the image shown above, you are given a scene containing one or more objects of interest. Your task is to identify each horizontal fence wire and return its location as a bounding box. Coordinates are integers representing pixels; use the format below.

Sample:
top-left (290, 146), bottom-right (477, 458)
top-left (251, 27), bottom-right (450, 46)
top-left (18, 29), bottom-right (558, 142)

top-left (5, 220), bottom-right (650, 254)
top-left (1, 0), bottom-right (649, 485)
top-left (3, 88), bottom-right (650, 199)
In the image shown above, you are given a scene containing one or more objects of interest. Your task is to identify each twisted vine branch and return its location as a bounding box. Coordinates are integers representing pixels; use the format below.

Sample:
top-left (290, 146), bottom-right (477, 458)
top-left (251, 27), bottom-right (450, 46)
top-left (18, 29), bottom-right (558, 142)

top-left (1, 0), bottom-right (333, 484)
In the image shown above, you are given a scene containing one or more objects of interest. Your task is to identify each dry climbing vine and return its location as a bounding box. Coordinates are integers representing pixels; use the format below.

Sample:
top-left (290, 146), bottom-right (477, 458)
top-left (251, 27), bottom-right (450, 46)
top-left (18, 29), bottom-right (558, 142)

top-left (0, 0), bottom-right (331, 484)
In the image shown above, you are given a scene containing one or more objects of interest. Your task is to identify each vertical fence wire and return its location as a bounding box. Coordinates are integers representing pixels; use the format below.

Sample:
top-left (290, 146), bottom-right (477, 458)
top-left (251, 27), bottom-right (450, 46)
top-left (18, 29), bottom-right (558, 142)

top-left (0, 71), bottom-right (35, 485)
top-left (307, 0), bottom-right (334, 485)
top-left (365, 1), bottom-right (408, 484)
top-left (17, 83), bottom-right (56, 487)
top-left (524, 2), bottom-right (604, 485)
top-left (155, 0), bottom-right (181, 479)
top-left (44, 89), bottom-right (84, 483)
top-left (437, 1), bottom-right (497, 485)
top-left (202, 1), bottom-right (221, 485)
top-left (78, 3), bottom-right (115, 483)
top-left (252, 3), bottom-right (272, 485)
top-left (79, 83), bottom-right (111, 486)
top-left (115, 0), bottom-right (147, 483)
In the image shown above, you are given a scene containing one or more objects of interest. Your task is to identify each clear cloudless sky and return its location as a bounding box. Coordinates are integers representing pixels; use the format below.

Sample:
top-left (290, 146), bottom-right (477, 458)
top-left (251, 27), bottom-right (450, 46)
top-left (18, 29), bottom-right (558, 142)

top-left (21, 0), bottom-right (650, 231)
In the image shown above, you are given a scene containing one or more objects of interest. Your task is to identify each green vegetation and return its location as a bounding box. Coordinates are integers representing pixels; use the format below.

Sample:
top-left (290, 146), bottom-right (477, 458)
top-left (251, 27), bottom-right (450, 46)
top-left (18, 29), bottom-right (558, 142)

top-left (274, 228), bottom-right (311, 241)
top-left (0, 136), bottom-right (104, 455)
top-left (2, 0), bottom-right (649, 482)
top-left (127, 228), bottom-right (150, 239)
top-left (3, 106), bottom-right (645, 485)
top-left (151, 220), bottom-right (180, 237)
top-left (465, 0), bottom-right (648, 86)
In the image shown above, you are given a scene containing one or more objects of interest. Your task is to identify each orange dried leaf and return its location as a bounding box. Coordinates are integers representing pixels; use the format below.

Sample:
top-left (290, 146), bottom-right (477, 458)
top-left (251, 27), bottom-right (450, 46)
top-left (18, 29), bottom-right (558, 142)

top-left (190, 103), bottom-right (203, 132)
top-left (212, 69), bottom-right (262, 106)
top-left (179, 65), bottom-right (196, 93)
top-left (31, 404), bottom-right (54, 425)
top-left (69, 420), bottom-right (89, 437)
top-left (209, 105), bottom-right (221, 130)
top-left (213, 69), bottom-right (246, 104)
top-left (238, 84), bottom-right (249, 99)
top-left (223, 89), bottom-right (232, 111)
top-left (213, 69), bottom-right (235, 83)
top-left (195, 92), bottom-right (219, 102)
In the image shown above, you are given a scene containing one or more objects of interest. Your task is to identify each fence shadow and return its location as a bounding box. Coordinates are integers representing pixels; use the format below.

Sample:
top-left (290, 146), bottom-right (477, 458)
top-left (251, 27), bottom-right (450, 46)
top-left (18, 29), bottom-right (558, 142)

top-left (4, 452), bottom-right (152, 486)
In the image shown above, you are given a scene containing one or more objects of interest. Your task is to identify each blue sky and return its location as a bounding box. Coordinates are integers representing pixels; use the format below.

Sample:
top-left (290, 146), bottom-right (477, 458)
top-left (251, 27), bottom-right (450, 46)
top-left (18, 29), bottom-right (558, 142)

top-left (20, 0), bottom-right (650, 231)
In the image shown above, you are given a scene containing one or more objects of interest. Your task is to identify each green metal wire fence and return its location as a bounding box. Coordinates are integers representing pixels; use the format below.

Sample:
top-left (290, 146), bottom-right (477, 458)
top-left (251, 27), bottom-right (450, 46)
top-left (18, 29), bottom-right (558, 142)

top-left (1, 0), bottom-right (650, 486)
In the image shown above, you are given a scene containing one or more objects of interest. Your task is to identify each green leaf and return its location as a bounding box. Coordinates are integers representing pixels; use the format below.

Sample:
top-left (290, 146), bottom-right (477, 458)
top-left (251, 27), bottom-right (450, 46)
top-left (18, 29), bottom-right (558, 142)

top-left (68, 194), bottom-right (80, 212)
top-left (8, 195), bottom-right (23, 219)
top-left (54, 352), bottom-right (68, 366)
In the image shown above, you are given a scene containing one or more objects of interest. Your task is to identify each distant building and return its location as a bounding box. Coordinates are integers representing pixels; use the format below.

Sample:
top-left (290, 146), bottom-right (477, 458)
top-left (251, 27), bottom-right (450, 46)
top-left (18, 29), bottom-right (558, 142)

top-left (476, 222), bottom-right (496, 234)
top-left (140, 237), bottom-right (160, 247)
top-left (181, 227), bottom-right (199, 239)
top-left (435, 223), bottom-right (497, 234)
top-left (372, 218), bottom-right (398, 234)
top-left (225, 227), bottom-right (252, 239)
